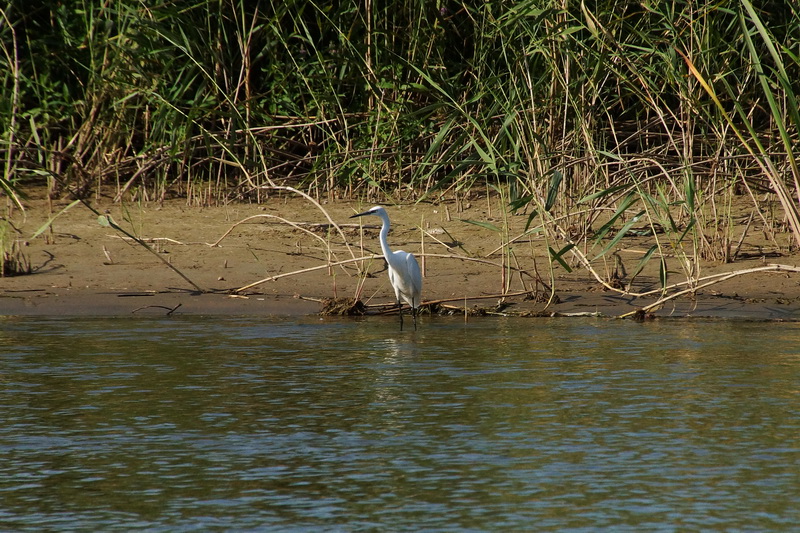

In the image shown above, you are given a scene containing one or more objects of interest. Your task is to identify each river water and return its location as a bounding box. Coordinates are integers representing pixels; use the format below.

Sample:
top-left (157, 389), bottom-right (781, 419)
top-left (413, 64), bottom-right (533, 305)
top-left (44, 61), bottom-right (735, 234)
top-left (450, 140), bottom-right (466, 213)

top-left (1, 315), bottom-right (799, 531)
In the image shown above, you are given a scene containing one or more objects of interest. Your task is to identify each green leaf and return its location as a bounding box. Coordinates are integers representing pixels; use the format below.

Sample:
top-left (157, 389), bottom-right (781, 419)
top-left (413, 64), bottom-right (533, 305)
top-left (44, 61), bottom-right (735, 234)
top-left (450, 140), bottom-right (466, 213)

top-left (594, 210), bottom-right (645, 260)
top-left (578, 184), bottom-right (628, 204)
top-left (461, 219), bottom-right (501, 232)
top-left (509, 193), bottom-right (535, 213)
top-left (523, 210), bottom-right (540, 232)
top-left (549, 244), bottom-right (574, 273)
top-left (596, 150), bottom-right (622, 161)
top-left (684, 177), bottom-right (695, 212)
top-left (593, 193), bottom-right (637, 243)
top-left (545, 170), bottom-right (563, 212)
top-left (677, 219), bottom-right (696, 243)
top-left (659, 256), bottom-right (668, 289)
top-left (629, 244), bottom-right (658, 281)
top-left (740, 0), bottom-right (800, 187)
top-left (31, 199), bottom-right (80, 239)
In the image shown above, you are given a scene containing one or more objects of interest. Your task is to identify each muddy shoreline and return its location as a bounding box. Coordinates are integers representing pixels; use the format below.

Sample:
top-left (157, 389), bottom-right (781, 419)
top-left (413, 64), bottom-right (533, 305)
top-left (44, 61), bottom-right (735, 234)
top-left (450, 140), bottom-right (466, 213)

top-left (3, 191), bottom-right (800, 320)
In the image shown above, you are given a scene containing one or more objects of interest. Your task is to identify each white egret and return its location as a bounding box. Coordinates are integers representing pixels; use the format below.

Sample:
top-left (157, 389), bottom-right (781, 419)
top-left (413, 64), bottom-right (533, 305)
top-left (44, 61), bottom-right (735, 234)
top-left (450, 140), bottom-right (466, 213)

top-left (350, 206), bottom-right (422, 331)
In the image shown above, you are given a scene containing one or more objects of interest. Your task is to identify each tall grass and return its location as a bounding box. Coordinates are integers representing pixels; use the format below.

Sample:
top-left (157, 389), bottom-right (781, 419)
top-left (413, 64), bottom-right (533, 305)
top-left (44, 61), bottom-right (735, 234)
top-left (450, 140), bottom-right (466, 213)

top-left (2, 1), bottom-right (799, 291)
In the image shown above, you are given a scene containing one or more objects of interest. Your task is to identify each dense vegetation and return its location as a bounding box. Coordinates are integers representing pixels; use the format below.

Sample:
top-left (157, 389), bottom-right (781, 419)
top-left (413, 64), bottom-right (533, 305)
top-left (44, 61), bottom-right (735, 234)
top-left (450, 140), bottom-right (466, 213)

top-left (2, 1), bottom-right (799, 277)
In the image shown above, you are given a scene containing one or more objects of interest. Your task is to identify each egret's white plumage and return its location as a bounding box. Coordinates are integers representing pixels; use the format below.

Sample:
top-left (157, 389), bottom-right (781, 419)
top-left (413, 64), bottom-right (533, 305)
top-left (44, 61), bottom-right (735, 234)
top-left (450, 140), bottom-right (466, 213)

top-left (351, 206), bottom-right (422, 330)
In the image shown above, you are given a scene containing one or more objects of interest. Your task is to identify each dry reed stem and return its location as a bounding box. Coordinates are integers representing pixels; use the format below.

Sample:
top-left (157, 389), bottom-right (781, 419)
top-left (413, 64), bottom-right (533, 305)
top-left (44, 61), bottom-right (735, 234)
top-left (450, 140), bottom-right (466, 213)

top-left (131, 303), bottom-right (183, 315)
top-left (485, 207), bottom-right (618, 257)
top-left (412, 290), bottom-right (536, 308)
top-left (234, 256), bottom-right (369, 293)
top-left (551, 220), bottom-right (799, 310)
top-left (682, 50), bottom-right (800, 248)
top-left (618, 263), bottom-right (800, 318)
top-left (420, 228), bottom-right (457, 252)
top-left (352, 290), bottom-right (536, 312)
top-left (732, 212), bottom-right (754, 261)
top-left (233, 252), bottom-right (548, 294)
top-left (365, 290), bottom-right (537, 316)
top-left (262, 185), bottom-right (357, 260)
top-left (1, 7), bottom-right (24, 211)
top-left (109, 236), bottom-right (187, 245)
top-left (209, 214), bottom-right (354, 279)
top-left (209, 214), bottom-right (329, 249)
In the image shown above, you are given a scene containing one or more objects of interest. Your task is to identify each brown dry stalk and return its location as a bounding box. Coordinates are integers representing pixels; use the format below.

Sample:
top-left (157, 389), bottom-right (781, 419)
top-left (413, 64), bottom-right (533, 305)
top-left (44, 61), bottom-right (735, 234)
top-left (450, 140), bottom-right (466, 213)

top-left (262, 185), bottom-right (357, 260)
top-left (682, 50), bottom-right (800, 248)
top-left (412, 290), bottom-right (535, 308)
top-left (209, 213), bottom-right (332, 250)
top-left (234, 256), bottom-right (368, 293)
top-left (209, 214), bottom-right (354, 279)
top-left (108, 236), bottom-right (187, 245)
top-left (618, 263), bottom-right (800, 318)
top-left (233, 252), bottom-right (548, 294)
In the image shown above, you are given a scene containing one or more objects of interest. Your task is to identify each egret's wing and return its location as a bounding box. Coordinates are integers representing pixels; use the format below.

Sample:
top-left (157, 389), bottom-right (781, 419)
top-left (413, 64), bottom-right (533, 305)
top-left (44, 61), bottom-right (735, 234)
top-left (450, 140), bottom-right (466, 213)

top-left (387, 265), bottom-right (401, 301)
top-left (389, 250), bottom-right (423, 307)
top-left (404, 252), bottom-right (423, 304)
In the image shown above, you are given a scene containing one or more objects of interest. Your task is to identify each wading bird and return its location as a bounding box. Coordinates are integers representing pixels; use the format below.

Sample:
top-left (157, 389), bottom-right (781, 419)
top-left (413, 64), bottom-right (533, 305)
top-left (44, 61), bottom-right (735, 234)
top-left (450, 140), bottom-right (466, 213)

top-left (350, 206), bottom-right (422, 331)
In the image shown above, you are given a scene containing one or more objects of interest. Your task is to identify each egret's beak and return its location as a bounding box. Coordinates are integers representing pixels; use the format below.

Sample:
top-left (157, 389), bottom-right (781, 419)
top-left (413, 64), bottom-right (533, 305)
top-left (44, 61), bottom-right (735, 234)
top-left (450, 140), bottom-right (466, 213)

top-left (350, 211), bottom-right (370, 218)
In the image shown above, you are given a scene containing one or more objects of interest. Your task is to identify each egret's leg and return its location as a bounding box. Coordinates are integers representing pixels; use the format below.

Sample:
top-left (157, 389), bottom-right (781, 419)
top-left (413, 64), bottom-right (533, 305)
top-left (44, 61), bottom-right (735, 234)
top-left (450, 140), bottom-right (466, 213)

top-left (398, 300), bottom-right (404, 331)
top-left (412, 306), bottom-right (417, 331)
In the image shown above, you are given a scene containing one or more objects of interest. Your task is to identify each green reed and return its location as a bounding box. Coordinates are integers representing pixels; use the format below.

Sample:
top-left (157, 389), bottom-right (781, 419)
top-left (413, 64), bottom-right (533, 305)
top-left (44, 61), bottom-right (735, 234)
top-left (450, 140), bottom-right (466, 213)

top-left (2, 1), bottom-right (799, 294)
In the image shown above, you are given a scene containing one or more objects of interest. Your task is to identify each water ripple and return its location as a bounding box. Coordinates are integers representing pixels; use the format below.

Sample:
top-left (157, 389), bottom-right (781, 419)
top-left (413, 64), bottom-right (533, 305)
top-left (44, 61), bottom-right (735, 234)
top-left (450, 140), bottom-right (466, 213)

top-left (1, 317), bottom-right (799, 530)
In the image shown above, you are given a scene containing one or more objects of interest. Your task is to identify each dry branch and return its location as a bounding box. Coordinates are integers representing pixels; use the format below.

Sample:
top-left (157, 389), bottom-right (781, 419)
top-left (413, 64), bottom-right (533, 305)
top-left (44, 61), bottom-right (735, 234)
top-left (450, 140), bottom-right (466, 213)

top-left (233, 252), bottom-right (550, 294)
top-left (618, 263), bottom-right (800, 318)
top-left (261, 185), bottom-right (357, 260)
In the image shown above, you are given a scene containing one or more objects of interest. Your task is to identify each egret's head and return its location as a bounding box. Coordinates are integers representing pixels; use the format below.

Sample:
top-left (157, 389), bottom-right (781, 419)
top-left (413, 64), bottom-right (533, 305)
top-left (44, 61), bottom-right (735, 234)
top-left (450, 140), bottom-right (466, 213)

top-left (350, 206), bottom-right (386, 219)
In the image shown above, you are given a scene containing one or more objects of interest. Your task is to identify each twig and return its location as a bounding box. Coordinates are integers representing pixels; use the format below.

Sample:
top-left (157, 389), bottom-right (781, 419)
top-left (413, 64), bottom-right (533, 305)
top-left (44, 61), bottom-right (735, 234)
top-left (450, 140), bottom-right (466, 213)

top-left (732, 211), bottom-right (754, 262)
top-left (353, 290), bottom-right (537, 311)
top-left (132, 303), bottom-right (182, 315)
top-left (618, 263), bottom-right (800, 318)
top-left (235, 256), bottom-right (370, 293)
top-left (417, 290), bottom-right (536, 307)
top-left (108, 236), bottom-right (187, 245)
top-left (261, 185), bottom-right (357, 260)
top-left (485, 207), bottom-right (614, 257)
top-left (30, 167), bottom-right (204, 293)
top-left (234, 253), bottom-right (551, 293)
top-left (296, 295), bottom-right (325, 303)
top-left (210, 213), bottom-right (358, 279)
top-left (420, 227), bottom-right (455, 251)
top-left (209, 215), bottom-right (373, 248)
top-left (100, 215), bottom-right (204, 293)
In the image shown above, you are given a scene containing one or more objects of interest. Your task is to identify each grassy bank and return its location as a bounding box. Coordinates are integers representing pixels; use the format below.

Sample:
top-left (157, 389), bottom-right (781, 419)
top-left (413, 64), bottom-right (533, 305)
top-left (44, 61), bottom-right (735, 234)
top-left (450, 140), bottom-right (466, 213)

top-left (2, 1), bottom-right (800, 295)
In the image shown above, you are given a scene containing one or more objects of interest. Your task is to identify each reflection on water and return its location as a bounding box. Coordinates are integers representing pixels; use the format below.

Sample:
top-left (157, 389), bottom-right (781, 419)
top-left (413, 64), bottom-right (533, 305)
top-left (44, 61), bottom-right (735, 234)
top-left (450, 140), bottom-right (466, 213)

top-left (1, 316), bottom-right (800, 530)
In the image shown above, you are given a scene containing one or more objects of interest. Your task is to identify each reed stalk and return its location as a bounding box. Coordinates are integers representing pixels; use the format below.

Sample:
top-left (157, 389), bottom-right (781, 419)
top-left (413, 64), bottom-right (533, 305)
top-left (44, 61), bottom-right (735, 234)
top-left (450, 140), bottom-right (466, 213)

top-left (3, 1), bottom-right (799, 296)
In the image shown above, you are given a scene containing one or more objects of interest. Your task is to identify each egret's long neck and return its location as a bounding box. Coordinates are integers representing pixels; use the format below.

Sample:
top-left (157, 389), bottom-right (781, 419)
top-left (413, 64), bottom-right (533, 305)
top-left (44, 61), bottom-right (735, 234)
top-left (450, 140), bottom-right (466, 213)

top-left (378, 213), bottom-right (392, 259)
